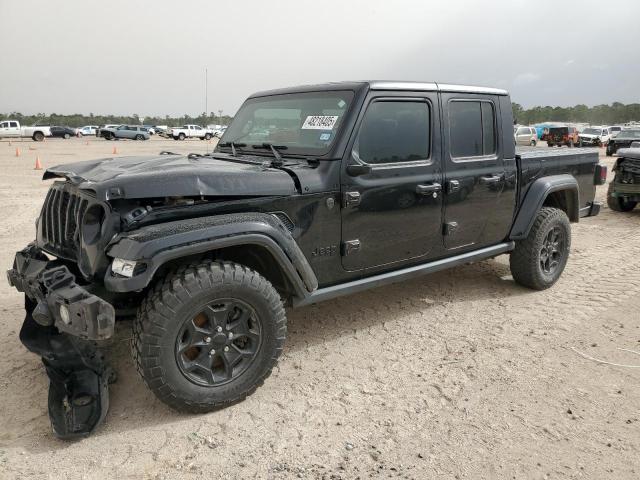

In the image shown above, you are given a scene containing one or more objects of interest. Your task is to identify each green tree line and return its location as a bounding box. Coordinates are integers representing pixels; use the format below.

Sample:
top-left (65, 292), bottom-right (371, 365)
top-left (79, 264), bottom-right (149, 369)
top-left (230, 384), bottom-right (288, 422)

top-left (0, 112), bottom-right (233, 128)
top-left (512, 102), bottom-right (640, 126)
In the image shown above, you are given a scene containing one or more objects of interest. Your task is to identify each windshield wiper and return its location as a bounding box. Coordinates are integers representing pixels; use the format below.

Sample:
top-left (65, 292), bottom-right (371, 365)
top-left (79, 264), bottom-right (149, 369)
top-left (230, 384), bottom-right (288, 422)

top-left (252, 143), bottom-right (287, 167)
top-left (218, 141), bottom-right (246, 157)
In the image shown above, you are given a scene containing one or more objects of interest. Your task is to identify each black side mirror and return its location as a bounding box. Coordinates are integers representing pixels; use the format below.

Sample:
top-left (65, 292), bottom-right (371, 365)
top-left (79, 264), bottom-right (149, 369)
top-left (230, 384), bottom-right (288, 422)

top-left (346, 163), bottom-right (372, 177)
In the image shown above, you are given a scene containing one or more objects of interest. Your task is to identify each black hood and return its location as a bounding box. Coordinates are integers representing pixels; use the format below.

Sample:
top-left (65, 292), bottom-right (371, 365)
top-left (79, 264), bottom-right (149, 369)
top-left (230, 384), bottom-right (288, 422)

top-left (43, 154), bottom-right (298, 201)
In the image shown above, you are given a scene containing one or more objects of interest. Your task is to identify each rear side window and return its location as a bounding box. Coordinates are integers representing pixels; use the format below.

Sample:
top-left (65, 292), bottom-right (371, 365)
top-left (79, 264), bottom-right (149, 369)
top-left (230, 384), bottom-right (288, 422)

top-left (9, 122), bottom-right (18, 128)
top-left (355, 100), bottom-right (430, 165)
top-left (449, 100), bottom-right (496, 158)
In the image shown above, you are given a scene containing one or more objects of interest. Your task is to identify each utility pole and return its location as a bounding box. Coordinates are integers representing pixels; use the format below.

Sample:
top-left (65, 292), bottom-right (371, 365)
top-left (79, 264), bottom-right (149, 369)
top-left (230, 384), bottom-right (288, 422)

top-left (218, 109), bottom-right (223, 127)
top-left (205, 68), bottom-right (208, 126)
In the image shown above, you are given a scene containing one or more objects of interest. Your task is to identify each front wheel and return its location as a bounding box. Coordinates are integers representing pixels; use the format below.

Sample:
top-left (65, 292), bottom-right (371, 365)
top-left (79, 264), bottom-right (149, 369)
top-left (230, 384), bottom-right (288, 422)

top-left (509, 207), bottom-right (571, 290)
top-left (179, 133), bottom-right (186, 141)
top-left (607, 181), bottom-right (637, 212)
top-left (132, 261), bottom-right (286, 412)
top-left (547, 143), bottom-right (554, 147)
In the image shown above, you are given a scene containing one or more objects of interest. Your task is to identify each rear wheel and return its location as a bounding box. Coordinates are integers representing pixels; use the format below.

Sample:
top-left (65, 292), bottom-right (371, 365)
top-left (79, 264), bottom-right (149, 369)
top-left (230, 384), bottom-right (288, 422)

top-left (132, 261), bottom-right (286, 412)
top-left (530, 139), bottom-right (537, 146)
top-left (135, 134), bottom-right (143, 140)
top-left (63, 133), bottom-right (70, 139)
top-left (510, 207), bottom-right (571, 290)
top-left (547, 143), bottom-right (554, 147)
top-left (33, 132), bottom-right (44, 142)
top-left (607, 181), bottom-right (637, 212)
top-left (205, 133), bottom-right (212, 140)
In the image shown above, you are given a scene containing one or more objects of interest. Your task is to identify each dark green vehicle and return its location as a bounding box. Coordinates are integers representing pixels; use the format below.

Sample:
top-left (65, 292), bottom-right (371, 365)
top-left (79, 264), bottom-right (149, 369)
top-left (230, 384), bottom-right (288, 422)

top-left (607, 148), bottom-right (640, 211)
top-left (606, 129), bottom-right (640, 156)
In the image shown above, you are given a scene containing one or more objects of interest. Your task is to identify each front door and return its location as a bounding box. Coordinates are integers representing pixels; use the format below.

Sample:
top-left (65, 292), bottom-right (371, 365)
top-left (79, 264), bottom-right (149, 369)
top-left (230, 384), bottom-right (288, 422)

top-left (341, 93), bottom-right (443, 271)
top-left (441, 94), bottom-right (516, 250)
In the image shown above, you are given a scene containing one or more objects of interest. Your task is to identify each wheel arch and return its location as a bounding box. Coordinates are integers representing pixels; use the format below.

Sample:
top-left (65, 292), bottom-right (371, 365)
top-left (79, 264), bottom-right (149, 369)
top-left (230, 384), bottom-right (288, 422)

top-left (510, 175), bottom-right (579, 240)
top-left (104, 213), bottom-right (318, 304)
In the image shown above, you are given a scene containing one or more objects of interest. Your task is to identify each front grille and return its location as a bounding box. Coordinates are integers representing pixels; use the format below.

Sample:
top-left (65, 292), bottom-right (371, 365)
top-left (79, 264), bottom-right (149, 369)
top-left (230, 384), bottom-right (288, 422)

top-left (39, 183), bottom-right (91, 259)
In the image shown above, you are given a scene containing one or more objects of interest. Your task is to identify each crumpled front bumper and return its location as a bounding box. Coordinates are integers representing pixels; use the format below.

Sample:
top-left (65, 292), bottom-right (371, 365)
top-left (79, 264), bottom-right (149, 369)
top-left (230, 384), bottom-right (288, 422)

top-left (7, 244), bottom-right (115, 340)
top-left (7, 244), bottom-right (115, 439)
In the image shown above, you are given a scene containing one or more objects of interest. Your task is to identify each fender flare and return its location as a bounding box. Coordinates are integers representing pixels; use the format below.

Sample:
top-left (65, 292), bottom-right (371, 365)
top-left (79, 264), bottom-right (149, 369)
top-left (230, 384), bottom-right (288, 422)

top-left (103, 212), bottom-right (318, 299)
top-left (509, 175), bottom-right (579, 240)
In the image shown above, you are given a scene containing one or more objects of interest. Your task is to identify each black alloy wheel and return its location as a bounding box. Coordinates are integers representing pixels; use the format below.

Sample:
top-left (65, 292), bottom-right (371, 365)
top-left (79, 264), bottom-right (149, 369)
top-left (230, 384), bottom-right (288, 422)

top-left (539, 226), bottom-right (565, 275)
top-left (175, 298), bottom-right (262, 387)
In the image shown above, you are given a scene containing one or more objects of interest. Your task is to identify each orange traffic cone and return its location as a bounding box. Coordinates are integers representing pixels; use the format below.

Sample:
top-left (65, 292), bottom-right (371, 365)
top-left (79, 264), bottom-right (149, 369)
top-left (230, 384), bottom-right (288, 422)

top-left (34, 156), bottom-right (42, 170)
top-left (112, 146), bottom-right (117, 155)
top-left (15, 148), bottom-right (20, 157)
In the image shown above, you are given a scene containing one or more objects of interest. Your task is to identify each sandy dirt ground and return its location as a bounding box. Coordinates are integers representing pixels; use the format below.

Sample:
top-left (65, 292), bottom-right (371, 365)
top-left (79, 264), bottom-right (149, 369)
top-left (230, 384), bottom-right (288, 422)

top-left (0, 136), bottom-right (638, 480)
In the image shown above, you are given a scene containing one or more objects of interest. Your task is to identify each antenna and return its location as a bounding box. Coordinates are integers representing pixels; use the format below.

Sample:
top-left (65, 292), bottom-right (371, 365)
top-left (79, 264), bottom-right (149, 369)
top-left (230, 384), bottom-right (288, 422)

top-left (205, 67), bottom-right (209, 153)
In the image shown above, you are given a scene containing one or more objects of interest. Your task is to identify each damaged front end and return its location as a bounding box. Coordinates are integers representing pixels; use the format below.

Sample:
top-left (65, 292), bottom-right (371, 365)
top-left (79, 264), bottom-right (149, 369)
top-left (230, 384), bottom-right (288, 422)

top-left (612, 150), bottom-right (640, 201)
top-left (7, 244), bottom-right (115, 439)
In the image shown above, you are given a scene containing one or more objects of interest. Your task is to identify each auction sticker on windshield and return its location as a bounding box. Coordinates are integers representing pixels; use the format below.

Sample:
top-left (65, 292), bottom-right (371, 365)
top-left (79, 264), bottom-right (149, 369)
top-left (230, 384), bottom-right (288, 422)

top-left (302, 115), bottom-right (339, 130)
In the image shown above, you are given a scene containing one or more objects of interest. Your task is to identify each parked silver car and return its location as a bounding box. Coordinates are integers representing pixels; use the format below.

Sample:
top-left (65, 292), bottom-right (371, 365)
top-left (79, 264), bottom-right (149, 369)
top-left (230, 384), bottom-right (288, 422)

top-left (102, 125), bottom-right (150, 141)
top-left (514, 125), bottom-right (538, 146)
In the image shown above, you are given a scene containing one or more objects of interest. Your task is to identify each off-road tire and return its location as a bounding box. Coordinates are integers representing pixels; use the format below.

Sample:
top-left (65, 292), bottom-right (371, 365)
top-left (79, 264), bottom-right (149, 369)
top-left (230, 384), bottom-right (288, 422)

top-left (132, 260), bottom-right (286, 413)
top-left (607, 181), bottom-right (637, 212)
top-left (509, 207), bottom-right (571, 290)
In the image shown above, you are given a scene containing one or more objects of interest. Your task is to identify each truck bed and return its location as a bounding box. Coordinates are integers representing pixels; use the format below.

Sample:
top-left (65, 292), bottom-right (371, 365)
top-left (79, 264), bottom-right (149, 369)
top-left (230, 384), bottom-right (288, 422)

top-left (516, 146), bottom-right (600, 211)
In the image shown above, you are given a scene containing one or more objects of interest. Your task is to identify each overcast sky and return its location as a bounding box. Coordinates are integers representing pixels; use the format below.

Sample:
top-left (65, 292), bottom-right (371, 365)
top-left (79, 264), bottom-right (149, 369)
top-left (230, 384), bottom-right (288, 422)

top-left (1, 0), bottom-right (639, 118)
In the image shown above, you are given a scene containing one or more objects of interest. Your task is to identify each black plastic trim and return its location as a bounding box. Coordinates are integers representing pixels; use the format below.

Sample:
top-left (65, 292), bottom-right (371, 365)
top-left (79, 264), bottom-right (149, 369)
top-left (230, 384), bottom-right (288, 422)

top-left (294, 242), bottom-right (514, 307)
top-left (104, 212), bottom-right (318, 297)
top-left (509, 175), bottom-right (579, 240)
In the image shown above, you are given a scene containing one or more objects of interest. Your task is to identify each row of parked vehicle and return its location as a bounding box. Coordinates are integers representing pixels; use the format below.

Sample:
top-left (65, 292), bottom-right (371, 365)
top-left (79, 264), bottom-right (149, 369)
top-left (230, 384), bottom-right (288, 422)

top-left (0, 120), bottom-right (229, 142)
top-left (514, 123), bottom-right (634, 149)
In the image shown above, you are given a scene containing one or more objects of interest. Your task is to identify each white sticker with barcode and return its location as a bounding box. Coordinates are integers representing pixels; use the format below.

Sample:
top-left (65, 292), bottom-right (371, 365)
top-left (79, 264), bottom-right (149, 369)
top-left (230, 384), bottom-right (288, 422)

top-left (301, 115), bottom-right (339, 130)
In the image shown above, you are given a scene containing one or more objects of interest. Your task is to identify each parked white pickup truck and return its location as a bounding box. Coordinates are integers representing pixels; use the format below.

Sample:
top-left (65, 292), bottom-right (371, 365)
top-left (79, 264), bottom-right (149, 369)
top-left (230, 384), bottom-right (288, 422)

top-left (169, 124), bottom-right (214, 141)
top-left (0, 120), bottom-right (51, 141)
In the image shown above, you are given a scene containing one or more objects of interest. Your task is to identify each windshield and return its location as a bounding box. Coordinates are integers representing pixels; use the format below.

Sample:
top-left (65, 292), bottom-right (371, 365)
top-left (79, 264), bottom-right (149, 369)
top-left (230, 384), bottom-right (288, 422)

top-left (220, 90), bottom-right (355, 156)
top-left (582, 128), bottom-right (600, 135)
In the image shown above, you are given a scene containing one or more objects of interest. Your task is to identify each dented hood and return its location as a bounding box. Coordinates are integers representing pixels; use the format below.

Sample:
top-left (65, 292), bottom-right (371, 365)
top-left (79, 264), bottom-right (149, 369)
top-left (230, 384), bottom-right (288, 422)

top-left (43, 154), bottom-right (298, 201)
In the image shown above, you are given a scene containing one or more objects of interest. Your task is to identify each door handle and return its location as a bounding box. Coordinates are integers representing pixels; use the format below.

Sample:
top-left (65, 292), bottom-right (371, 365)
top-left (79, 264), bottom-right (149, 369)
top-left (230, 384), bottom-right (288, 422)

top-left (479, 175), bottom-right (502, 185)
top-left (415, 183), bottom-right (442, 195)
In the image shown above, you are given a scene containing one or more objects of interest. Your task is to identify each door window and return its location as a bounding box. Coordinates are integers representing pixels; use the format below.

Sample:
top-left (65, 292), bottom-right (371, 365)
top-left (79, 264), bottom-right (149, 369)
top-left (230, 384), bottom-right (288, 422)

top-left (354, 100), bottom-right (430, 165)
top-left (449, 100), bottom-right (496, 158)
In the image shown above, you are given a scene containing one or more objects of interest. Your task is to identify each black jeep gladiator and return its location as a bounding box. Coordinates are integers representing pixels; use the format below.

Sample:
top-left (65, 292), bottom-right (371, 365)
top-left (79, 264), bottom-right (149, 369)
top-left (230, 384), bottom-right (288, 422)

top-left (7, 81), bottom-right (606, 439)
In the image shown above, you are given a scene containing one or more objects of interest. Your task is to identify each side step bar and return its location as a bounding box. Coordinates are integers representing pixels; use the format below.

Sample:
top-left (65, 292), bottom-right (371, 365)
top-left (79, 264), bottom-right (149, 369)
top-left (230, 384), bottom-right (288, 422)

top-left (295, 242), bottom-right (515, 307)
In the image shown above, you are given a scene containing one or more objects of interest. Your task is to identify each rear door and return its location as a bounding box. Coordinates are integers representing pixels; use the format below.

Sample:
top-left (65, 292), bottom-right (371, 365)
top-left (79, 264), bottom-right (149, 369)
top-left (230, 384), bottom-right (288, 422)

top-left (340, 91), bottom-right (444, 271)
top-left (441, 94), bottom-right (516, 250)
top-left (7, 121), bottom-right (21, 137)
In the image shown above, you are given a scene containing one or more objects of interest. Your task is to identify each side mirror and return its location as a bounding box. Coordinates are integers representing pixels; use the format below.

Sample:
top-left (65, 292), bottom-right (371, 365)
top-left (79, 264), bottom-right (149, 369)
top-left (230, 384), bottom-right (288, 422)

top-left (346, 163), bottom-right (372, 177)
top-left (347, 151), bottom-right (372, 177)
